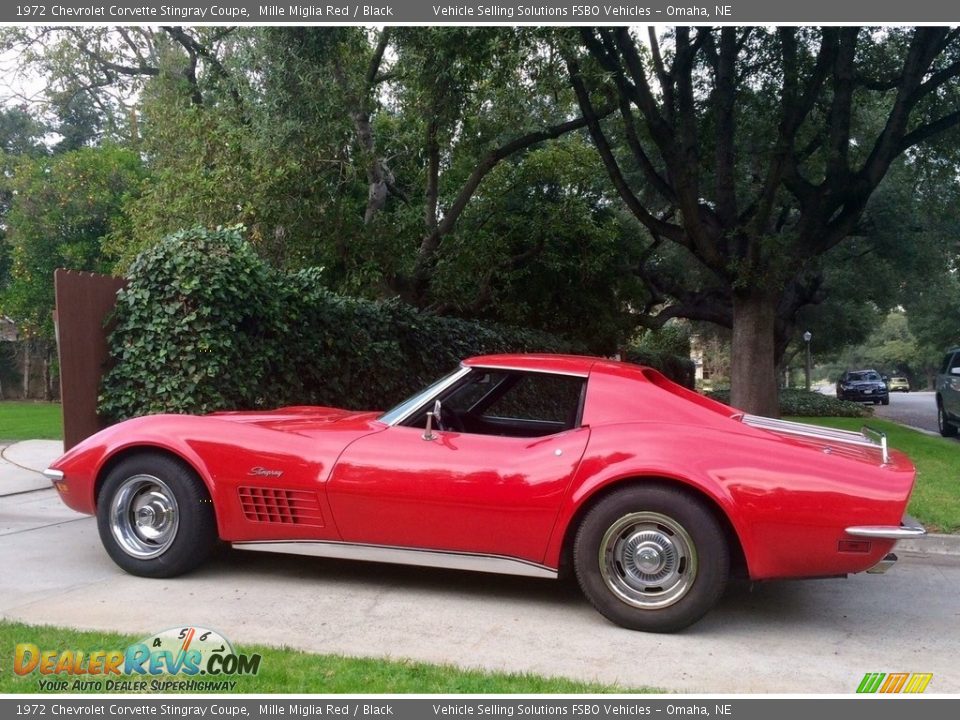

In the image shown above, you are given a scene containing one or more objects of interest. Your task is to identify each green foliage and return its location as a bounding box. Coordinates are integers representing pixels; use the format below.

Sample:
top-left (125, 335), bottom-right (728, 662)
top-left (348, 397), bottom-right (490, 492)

top-left (431, 137), bottom-right (645, 352)
top-left (623, 324), bottom-right (696, 388)
top-left (100, 228), bottom-right (580, 421)
top-left (631, 324), bottom-right (692, 359)
top-left (1, 105), bottom-right (51, 297)
top-left (836, 311), bottom-right (928, 387)
top-left (99, 226), bottom-right (281, 419)
top-left (707, 389), bottom-right (870, 418)
top-left (1, 145), bottom-right (144, 336)
top-left (0, 343), bottom-right (21, 396)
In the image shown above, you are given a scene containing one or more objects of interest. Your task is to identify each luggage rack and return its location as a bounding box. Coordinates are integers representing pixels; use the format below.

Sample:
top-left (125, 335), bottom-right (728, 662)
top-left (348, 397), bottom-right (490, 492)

top-left (737, 414), bottom-right (890, 465)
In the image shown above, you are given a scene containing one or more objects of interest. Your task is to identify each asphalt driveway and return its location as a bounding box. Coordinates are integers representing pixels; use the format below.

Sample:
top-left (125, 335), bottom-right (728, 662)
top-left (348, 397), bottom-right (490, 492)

top-left (1, 487), bottom-right (958, 694)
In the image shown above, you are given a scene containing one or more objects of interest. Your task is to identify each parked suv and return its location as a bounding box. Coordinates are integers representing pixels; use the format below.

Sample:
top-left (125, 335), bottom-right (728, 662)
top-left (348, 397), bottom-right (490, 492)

top-left (836, 369), bottom-right (889, 405)
top-left (936, 348), bottom-right (960, 437)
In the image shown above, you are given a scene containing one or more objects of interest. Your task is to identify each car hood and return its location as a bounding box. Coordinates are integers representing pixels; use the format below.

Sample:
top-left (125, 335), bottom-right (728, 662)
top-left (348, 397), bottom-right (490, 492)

top-left (207, 406), bottom-right (382, 434)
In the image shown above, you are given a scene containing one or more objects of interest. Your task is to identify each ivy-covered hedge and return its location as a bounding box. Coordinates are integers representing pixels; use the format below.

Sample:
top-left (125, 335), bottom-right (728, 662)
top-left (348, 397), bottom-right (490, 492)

top-left (707, 388), bottom-right (871, 418)
top-left (99, 227), bottom-right (580, 421)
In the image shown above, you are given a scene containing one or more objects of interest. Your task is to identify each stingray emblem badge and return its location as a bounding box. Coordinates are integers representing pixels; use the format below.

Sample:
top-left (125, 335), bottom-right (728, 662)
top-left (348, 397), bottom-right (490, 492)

top-left (248, 467), bottom-right (284, 478)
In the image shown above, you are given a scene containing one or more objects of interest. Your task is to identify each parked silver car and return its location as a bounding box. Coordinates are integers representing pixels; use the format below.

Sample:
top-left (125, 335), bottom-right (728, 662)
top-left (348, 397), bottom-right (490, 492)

top-left (936, 347), bottom-right (960, 437)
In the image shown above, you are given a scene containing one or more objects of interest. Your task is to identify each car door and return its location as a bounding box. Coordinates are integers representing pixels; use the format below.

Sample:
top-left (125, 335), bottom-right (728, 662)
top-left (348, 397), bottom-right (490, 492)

top-left (326, 370), bottom-right (590, 564)
top-left (943, 351), bottom-right (960, 417)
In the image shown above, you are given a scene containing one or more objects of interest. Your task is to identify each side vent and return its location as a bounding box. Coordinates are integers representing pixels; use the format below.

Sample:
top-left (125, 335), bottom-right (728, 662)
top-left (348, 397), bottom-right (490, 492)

top-left (238, 487), bottom-right (324, 527)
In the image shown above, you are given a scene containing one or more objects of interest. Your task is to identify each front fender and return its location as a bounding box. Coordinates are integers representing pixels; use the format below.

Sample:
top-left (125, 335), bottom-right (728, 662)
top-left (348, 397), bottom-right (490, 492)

top-left (49, 414), bottom-right (334, 542)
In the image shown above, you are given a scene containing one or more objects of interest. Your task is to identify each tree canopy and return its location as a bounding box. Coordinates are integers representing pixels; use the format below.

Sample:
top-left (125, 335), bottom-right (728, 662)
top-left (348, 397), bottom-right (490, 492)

top-left (566, 26), bottom-right (960, 413)
top-left (2, 25), bottom-right (959, 411)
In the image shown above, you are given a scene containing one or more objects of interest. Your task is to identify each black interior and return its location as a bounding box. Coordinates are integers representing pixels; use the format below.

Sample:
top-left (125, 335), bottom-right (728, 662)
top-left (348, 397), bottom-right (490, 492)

top-left (404, 369), bottom-right (585, 439)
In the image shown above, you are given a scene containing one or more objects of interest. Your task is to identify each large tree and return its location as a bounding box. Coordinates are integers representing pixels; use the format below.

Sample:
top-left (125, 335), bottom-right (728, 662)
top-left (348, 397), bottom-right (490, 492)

top-left (567, 27), bottom-right (960, 415)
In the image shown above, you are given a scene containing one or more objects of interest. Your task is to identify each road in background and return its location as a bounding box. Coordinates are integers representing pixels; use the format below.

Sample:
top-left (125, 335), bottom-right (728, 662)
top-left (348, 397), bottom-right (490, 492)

top-left (816, 387), bottom-right (956, 441)
top-left (872, 390), bottom-right (944, 435)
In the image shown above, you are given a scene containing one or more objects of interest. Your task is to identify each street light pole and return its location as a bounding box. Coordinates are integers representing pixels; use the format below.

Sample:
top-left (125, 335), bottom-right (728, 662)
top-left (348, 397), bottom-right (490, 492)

top-left (803, 331), bottom-right (812, 392)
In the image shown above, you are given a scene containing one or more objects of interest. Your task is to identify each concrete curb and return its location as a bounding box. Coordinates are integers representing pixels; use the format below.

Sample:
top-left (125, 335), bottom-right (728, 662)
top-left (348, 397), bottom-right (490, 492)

top-left (1, 439), bottom-right (64, 472)
top-left (0, 440), bottom-right (64, 496)
top-left (897, 533), bottom-right (960, 556)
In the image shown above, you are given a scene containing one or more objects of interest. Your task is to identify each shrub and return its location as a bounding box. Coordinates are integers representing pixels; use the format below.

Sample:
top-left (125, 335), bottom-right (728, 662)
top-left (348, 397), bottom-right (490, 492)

top-left (100, 227), bottom-right (579, 421)
top-left (99, 227), bottom-right (282, 419)
top-left (624, 348), bottom-right (696, 389)
top-left (706, 388), bottom-right (871, 418)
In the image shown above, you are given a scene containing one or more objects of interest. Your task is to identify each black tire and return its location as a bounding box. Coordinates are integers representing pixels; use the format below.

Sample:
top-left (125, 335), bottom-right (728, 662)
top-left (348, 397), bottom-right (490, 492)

top-left (573, 485), bottom-right (729, 633)
top-left (881, 397), bottom-right (890, 406)
top-left (96, 452), bottom-right (218, 578)
top-left (938, 402), bottom-right (958, 438)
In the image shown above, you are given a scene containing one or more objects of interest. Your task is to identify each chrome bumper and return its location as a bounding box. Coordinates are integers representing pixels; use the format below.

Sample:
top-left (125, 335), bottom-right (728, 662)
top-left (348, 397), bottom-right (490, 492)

top-left (43, 468), bottom-right (64, 484)
top-left (845, 516), bottom-right (926, 540)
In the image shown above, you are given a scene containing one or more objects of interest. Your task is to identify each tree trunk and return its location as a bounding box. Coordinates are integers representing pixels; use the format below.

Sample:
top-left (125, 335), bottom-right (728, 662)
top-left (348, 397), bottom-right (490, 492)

top-left (42, 342), bottom-right (53, 401)
top-left (729, 291), bottom-right (780, 417)
top-left (22, 340), bottom-right (31, 399)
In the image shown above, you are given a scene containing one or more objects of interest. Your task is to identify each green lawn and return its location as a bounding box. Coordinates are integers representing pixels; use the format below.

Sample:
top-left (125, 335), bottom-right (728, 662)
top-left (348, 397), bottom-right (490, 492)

top-left (0, 620), bottom-right (651, 694)
top-left (0, 401), bottom-right (63, 441)
top-left (792, 416), bottom-right (960, 533)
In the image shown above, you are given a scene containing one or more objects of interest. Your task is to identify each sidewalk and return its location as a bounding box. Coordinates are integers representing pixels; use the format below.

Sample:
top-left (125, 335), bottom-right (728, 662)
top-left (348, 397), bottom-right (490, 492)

top-left (0, 440), bottom-right (64, 495)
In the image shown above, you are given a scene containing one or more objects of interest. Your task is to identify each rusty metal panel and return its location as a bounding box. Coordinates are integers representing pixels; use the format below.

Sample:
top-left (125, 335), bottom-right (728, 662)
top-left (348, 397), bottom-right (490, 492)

top-left (53, 269), bottom-right (127, 450)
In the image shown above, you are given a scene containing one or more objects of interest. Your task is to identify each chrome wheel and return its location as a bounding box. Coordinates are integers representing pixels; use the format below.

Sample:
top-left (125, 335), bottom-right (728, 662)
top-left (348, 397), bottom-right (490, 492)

top-left (599, 511), bottom-right (698, 610)
top-left (109, 474), bottom-right (180, 559)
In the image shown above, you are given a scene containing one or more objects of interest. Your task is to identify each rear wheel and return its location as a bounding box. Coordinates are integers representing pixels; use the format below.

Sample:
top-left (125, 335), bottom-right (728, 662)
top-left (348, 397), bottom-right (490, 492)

top-left (97, 453), bottom-right (217, 577)
top-left (573, 485), bottom-right (729, 632)
top-left (938, 402), bottom-right (958, 438)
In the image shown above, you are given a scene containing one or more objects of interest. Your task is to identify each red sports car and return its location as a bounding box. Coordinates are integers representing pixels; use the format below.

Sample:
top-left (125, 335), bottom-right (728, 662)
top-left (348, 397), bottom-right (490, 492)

top-left (45, 354), bottom-right (924, 632)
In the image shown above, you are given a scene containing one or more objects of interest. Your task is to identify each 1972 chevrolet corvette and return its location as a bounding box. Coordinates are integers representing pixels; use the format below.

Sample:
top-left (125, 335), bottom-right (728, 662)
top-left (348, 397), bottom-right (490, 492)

top-left (45, 354), bottom-right (925, 632)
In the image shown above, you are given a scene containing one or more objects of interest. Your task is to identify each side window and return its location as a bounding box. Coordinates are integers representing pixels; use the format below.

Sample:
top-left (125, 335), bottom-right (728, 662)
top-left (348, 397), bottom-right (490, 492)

top-left (950, 353), bottom-right (960, 373)
top-left (482, 374), bottom-right (585, 425)
top-left (943, 353), bottom-right (957, 374)
top-left (444, 371), bottom-right (511, 414)
top-left (404, 370), bottom-right (585, 438)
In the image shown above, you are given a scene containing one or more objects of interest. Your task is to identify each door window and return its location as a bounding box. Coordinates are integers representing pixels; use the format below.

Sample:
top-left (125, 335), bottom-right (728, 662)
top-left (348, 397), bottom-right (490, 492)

top-left (405, 370), bottom-right (586, 438)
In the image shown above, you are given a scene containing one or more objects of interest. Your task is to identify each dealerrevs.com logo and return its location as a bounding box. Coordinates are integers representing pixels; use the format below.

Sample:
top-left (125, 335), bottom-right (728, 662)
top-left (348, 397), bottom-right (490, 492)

top-left (14, 626), bottom-right (262, 692)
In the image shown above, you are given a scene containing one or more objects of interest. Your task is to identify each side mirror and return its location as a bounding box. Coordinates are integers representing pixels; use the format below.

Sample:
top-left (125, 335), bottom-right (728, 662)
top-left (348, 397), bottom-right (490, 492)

top-left (422, 399), bottom-right (443, 441)
top-left (422, 411), bottom-right (436, 441)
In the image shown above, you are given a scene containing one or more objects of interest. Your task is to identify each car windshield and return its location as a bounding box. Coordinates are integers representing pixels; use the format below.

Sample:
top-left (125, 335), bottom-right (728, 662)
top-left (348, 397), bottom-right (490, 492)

top-left (849, 372), bottom-right (881, 382)
top-left (378, 366), bottom-right (468, 425)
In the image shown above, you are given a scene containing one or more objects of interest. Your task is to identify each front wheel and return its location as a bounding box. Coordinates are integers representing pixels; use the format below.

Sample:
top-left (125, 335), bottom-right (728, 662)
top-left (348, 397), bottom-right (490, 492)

top-left (97, 453), bottom-right (218, 577)
top-left (938, 402), bottom-right (958, 438)
top-left (573, 485), bottom-right (729, 632)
